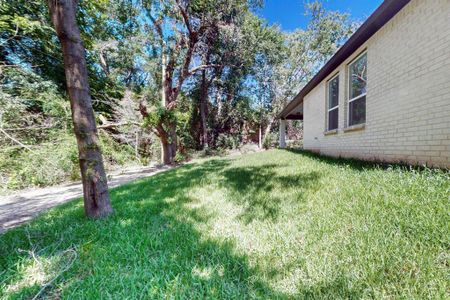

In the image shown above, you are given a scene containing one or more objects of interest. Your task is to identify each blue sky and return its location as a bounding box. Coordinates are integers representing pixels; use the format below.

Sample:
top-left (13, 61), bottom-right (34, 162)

top-left (257, 0), bottom-right (384, 31)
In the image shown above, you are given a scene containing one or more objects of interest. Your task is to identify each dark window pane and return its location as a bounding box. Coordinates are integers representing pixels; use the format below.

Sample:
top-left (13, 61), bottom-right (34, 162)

top-left (349, 53), bottom-right (367, 99)
top-left (349, 96), bottom-right (366, 126)
top-left (328, 108), bottom-right (338, 130)
top-left (328, 76), bottom-right (339, 108)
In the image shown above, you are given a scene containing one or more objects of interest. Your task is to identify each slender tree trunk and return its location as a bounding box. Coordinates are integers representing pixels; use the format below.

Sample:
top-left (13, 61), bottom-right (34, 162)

top-left (48, 0), bottom-right (112, 218)
top-left (262, 116), bottom-right (275, 147)
top-left (200, 69), bottom-right (209, 149)
top-left (161, 46), bottom-right (166, 106)
top-left (135, 130), bottom-right (140, 161)
top-left (160, 45), bottom-right (168, 163)
top-left (258, 124), bottom-right (262, 149)
top-left (216, 87), bottom-right (223, 117)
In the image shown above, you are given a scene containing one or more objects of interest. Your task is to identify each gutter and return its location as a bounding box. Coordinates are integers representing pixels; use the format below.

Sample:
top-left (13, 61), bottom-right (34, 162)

top-left (277, 0), bottom-right (411, 119)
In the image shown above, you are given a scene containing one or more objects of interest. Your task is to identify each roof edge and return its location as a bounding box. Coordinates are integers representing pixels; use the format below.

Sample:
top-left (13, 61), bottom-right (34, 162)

top-left (278, 0), bottom-right (411, 119)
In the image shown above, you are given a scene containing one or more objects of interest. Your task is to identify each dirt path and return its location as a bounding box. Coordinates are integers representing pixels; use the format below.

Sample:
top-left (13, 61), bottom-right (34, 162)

top-left (0, 165), bottom-right (172, 232)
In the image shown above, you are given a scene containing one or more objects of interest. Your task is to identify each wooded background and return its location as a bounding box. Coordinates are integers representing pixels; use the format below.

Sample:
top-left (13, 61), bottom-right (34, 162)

top-left (0, 0), bottom-right (356, 190)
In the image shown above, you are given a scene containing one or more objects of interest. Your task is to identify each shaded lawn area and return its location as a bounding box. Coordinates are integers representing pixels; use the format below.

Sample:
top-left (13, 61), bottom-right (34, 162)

top-left (0, 150), bottom-right (449, 299)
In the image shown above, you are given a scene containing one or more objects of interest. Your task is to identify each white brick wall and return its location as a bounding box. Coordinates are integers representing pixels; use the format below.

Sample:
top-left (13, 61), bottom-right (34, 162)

top-left (303, 0), bottom-right (450, 168)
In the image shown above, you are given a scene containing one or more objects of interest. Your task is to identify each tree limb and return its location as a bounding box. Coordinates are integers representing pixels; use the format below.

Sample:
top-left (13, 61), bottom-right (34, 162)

top-left (0, 128), bottom-right (33, 151)
top-left (97, 122), bottom-right (140, 129)
top-left (175, 0), bottom-right (193, 36)
top-left (188, 64), bottom-right (221, 75)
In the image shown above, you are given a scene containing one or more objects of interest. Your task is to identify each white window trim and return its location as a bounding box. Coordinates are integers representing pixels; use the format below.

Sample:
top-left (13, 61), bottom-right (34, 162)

top-left (348, 92), bottom-right (366, 103)
top-left (347, 51), bottom-right (367, 127)
top-left (326, 73), bottom-right (339, 131)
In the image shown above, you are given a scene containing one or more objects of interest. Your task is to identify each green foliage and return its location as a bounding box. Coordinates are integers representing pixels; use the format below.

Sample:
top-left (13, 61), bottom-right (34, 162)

top-left (0, 68), bottom-right (70, 121)
top-left (262, 132), bottom-right (276, 150)
top-left (0, 0), bottom-right (66, 86)
top-left (174, 151), bottom-right (186, 163)
top-left (142, 106), bottom-right (176, 129)
top-left (98, 131), bottom-right (138, 168)
top-left (216, 133), bottom-right (240, 150)
top-left (176, 100), bottom-right (198, 151)
top-left (1, 135), bottom-right (79, 189)
top-left (1, 150), bottom-right (448, 298)
top-left (0, 132), bottom-right (139, 190)
top-left (0, 0), bottom-right (357, 186)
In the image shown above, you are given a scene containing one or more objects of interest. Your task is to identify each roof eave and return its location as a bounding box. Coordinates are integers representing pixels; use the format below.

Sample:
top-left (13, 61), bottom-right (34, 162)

top-left (277, 0), bottom-right (411, 120)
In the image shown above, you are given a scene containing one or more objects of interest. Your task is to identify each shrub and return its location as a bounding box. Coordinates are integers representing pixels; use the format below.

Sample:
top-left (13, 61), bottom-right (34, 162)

top-left (263, 133), bottom-right (276, 150)
top-left (1, 131), bottom-right (141, 190)
top-left (3, 135), bottom-right (79, 189)
top-left (216, 134), bottom-right (240, 150)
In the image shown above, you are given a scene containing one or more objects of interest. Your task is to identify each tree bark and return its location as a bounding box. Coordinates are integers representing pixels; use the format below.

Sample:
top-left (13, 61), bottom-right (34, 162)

top-left (48, 0), bottom-right (113, 218)
top-left (262, 116), bottom-right (275, 147)
top-left (139, 100), bottom-right (173, 165)
top-left (168, 124), bottom-right (177, 162)
top-left (160, 131), bottom-right (172, 165)
top-left (258, 124), bottom-right (262, 149)
top-left (200, 69), bottom-right (209, 149)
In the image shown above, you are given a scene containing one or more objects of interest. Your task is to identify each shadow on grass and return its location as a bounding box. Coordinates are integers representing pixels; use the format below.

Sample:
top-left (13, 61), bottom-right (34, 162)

top-left (284, 148), bottom-right (428, 171)
top-left (1, 155), bottom-right (368, 299)
top-left (0, 159), bottom-right (290, 298)
top-left (221, 164), bottom-right (320, 223)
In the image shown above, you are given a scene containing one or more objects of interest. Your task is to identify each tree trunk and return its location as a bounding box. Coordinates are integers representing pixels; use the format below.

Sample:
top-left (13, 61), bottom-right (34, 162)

top-left (168, 124), bottom-right (177, 162)
top-left (48, 0), bottom-right (113, 218)
top-left (200, 69), bottom-right (209, 149)
top-left (135, 130), bottom-right (140, 162)
top-left (160, 45), bottom-right (168, 163)
top-left (262, 116), bottom-right (275, 147)
top-left (139, 99), bottom-right (173, 165)
top-left (258, 124), bottom-right (262, 149)
top-left (160, 131), bottom-right (172, 165)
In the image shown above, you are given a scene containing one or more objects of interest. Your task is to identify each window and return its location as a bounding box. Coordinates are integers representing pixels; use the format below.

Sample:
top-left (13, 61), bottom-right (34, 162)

top-left (327, 74), bottom-right (339, 131)
top-left (348, 52), bottom-right (367, 126)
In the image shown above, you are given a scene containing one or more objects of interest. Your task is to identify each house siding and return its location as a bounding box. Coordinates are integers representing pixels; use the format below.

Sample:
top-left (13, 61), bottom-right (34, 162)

top-left (303, 0), bottom-right (450, 168)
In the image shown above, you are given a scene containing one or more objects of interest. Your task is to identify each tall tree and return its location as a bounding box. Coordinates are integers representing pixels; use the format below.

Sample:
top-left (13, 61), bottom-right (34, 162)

top-left (252, 0), bottom-right (356, 144)
top-left (47, 0), bottom-right (113, 218)
top-left (138, 0), bottom-right (261, 164)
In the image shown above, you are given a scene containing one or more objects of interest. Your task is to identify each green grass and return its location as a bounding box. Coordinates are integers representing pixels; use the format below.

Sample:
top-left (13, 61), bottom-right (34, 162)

top-left (1, 150), bottom-right (449, 299)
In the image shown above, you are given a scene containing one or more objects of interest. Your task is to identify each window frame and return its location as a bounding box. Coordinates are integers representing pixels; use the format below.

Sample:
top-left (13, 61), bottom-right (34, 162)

top-left (347, 51), bottom-right (367, 127)
top-left (326, 73), bottom-right (340, 132)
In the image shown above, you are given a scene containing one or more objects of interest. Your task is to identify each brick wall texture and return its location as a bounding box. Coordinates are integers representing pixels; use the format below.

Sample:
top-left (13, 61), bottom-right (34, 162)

top-left (302, 0), bottom-right (450, 168)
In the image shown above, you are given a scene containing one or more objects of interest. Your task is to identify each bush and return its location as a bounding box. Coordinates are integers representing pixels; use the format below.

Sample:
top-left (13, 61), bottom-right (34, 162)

top-left (2, 135), bottom-right (80, 189)
top-left (216, 134), bottom-right (240, 150)
top-left (240, 143), bottom-right (260, 154)
top-left (99, 131), bottom-right (138, 168)
top-left (1, 131), bottom-right (141, 190)
top-left (263, 133), bottom-right (276, 150)
top-left (174, 151), bottom-right (187, 163)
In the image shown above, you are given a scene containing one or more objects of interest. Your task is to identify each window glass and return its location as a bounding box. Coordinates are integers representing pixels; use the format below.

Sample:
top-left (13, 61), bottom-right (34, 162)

top-left (327, 75), bottom-right (339, 131)
top-left (349, 53), bottom-right (367, 100)
top-left (328, 76), bottom-right (339, 108)
top-left (349, 96), bottom-right (366, 126)
top-left (328, 108), bottom-right (338, 130)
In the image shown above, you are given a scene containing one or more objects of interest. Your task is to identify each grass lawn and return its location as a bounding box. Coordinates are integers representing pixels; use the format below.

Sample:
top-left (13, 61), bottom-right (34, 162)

top-left (1, 150), bottom-right (449, 299)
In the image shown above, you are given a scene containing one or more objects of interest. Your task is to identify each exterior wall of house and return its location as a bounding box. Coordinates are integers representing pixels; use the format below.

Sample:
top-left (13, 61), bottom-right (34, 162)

top-left (303, 0), bottom-right (450, 168)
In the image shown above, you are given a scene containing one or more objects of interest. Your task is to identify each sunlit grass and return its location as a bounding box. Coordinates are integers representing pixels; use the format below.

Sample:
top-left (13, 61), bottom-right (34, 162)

top-left (1, 149), bottom-right (449, 299)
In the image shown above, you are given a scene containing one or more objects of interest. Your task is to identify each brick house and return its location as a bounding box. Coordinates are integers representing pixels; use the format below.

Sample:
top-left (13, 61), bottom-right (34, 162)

top-left (277, 0), bottom-right (450, 168)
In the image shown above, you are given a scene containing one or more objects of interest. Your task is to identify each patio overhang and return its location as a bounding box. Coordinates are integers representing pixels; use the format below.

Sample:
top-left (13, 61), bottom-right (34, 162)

top-left (280, 99), bottom-right (303, 121)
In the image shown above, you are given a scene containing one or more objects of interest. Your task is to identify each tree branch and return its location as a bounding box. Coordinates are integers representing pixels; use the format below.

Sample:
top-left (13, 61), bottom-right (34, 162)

top-left (0, 128), bottom-right (33, 151)
top-left (188, 64), bottom-right (221, 75)
top-left (175, 0), bottom-right (193, 36)
top-left (97, 122), bottom-right (140, 129)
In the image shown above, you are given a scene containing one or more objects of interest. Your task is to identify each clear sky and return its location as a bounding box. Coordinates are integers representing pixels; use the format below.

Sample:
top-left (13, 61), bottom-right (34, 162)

top-left (256, 0), bottom-right (384, 31)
